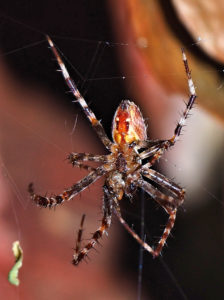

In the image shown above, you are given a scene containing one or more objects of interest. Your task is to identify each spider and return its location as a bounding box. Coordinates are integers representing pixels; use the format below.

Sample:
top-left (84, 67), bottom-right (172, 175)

top-left (28, 35), bottom-right (196, 265)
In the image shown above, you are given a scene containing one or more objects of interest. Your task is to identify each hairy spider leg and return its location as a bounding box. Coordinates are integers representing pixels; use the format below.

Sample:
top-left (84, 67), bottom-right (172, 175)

top-left (67, 152), bottom-right (112, 167)
top-left (171, 47), bottom-right (197, 144)
top-left (139, 140), bottom-right (167, 160)
top-left (73, 186), bottom-right (113, 265)
top-left (138, 179), bottom-right (178, 256)
top-left (138, 179), bottom-right (180, 212)
top-left (153, 209), bottom-right (177, 257)
top-left (67, 153), bottom-right (108, 172)
top-left (144, 47), bottom-right (197, 167)
top-left (75, 214), bottom-right (86, 254)
top-left (28, 165), bottom-right (110, 208)
top-left (142, 167), bottom-right (185, 199)
top-left (113, 178), bottom-right (178, 258)
top-left (46, 35), bottom-right (112, 150)
top-left (70, 161), bottom-right (97, 172)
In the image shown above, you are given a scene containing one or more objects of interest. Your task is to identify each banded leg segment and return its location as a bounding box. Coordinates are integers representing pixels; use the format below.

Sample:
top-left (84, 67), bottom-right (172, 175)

top-left (67, 152), bottom-right (114, 172)
top-left (72, 185), bottom-right (113, 265)
top-left (170, 48), bottom-right (197, 144)
top-left (142, 141), bottom-right (172, 166)
top-left (114, 206), bottom-right (176, 258)
top-left (153, 209), bottom-right (177, 257)
top-left (138, 179), bottom-right (183, 212)
top-left (67, 152), bottom-right (111, 165)
top-left (138, 179), bottom-right (180, 256)
top-left (46, 35), bottom-right (112, 150)
top-left (138, 140), bottom-right (168, 160)
top-left (141, 49), bottom-right (197, 167)
top-left (28, 165), bottom-right (110, 208)
top-left (141, 167), bottom-right (185, 199)
top-left (69, 161), bottom-right (96, 172)
top-left (75, 214), bottom-right (86, 254)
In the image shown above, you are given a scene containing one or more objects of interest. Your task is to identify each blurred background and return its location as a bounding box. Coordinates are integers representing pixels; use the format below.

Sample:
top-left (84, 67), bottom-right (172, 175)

top-left (0, 0), bottom-right (224, 299)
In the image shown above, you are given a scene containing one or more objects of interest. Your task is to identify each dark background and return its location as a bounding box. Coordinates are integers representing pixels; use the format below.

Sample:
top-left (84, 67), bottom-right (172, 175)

top-left (0, 0), bottom-right (125, 130)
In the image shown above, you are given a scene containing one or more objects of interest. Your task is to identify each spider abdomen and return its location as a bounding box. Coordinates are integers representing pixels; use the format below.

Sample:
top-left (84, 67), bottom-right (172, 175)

top-left (112, 100), bottom-right (147, 145)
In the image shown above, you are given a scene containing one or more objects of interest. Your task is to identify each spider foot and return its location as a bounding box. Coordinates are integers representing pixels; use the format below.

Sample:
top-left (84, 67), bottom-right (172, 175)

top-left (28, 183), bottom-right (47, 207)
top-left (152, 250), bottom-right (160, 259)
top-left (72, 251), bottom-right (87, 266)
top-left (28, 183), bottom-right (63, 208)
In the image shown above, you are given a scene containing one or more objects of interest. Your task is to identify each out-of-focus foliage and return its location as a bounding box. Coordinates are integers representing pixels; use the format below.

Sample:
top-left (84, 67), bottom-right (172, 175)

top-left (8, 241), bottom-right (23, 286)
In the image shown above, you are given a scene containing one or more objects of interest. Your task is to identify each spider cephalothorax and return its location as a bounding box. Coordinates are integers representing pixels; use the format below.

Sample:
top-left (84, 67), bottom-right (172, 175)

top-left (29, 36), bottom-right (196, 265)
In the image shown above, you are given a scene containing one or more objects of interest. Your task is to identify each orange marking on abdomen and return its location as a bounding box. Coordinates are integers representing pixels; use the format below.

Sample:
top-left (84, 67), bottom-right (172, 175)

top-left (112, 100), bottom-right (147, 145)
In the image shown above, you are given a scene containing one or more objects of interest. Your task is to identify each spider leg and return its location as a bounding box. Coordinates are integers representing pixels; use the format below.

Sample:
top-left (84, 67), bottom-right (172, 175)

top-left (169, 48), bottom-right (197, 145)
top-left (138, 140), bottom-right (168, 160)
top-left (113, 208), bottom-right (154, 255)
top-left (138, 179), bottom-right (180, 256)
top-left (46, 35), bottom-right (112, 150)
top-left (139, 48), bottom-right (197, 166)
top-left (75, 214), bottom-right (86, 254)
top-left (28, 164), bottom-right (112, 208)
top-left (67, 152), bottom-right (113, 172)
top-left (153, 209), bottom-right (177, 257)
top-left (133, 139), bottom-right (165, 149)
top-left (170, 48), bottom-right (197, 144)
top-left (72, 185), bottom-right (113, 265)
top-left (114, 197), bottom-right (176, 258)
top-left (70, 162), bottom-right (96, 172)
top-left (137, 179), bottom-right (182, 212)
top-left (141, 167), bottom-right (185, 199)
top-left (67, 152), bottom-right (112, 165)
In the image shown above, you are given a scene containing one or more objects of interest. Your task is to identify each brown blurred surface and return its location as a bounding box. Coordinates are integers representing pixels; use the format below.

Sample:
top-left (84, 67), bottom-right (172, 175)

top-left (110, 0), bottom-right (224, 123)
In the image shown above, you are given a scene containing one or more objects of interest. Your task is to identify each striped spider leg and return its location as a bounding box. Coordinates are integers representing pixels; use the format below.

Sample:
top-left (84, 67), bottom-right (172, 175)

top-left (28, 36), bottom-right (196, 265)
top-left (73, 185), bottom-right (113, 265)
top-left (46, 35), bottom-right (112, 151)
top-left (75, 214), bottom-right (86, 255)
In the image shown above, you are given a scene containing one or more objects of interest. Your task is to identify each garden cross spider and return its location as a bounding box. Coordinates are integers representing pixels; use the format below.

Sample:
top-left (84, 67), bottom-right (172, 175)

top-left (28, 35), bottom-right (196, 265)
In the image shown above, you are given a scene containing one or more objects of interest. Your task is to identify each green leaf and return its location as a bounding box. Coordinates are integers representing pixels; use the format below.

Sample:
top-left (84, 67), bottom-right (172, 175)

top-left (8, 241), bottom-right (23, 286)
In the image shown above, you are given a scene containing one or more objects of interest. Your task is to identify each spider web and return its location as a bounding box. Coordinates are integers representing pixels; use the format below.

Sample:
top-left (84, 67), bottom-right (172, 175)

top-left (0, 2), bottom-right (224, 300)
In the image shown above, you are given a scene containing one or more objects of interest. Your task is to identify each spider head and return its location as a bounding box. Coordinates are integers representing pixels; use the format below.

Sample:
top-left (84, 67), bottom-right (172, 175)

top-left (112, 100), bottom-right (147, 145)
